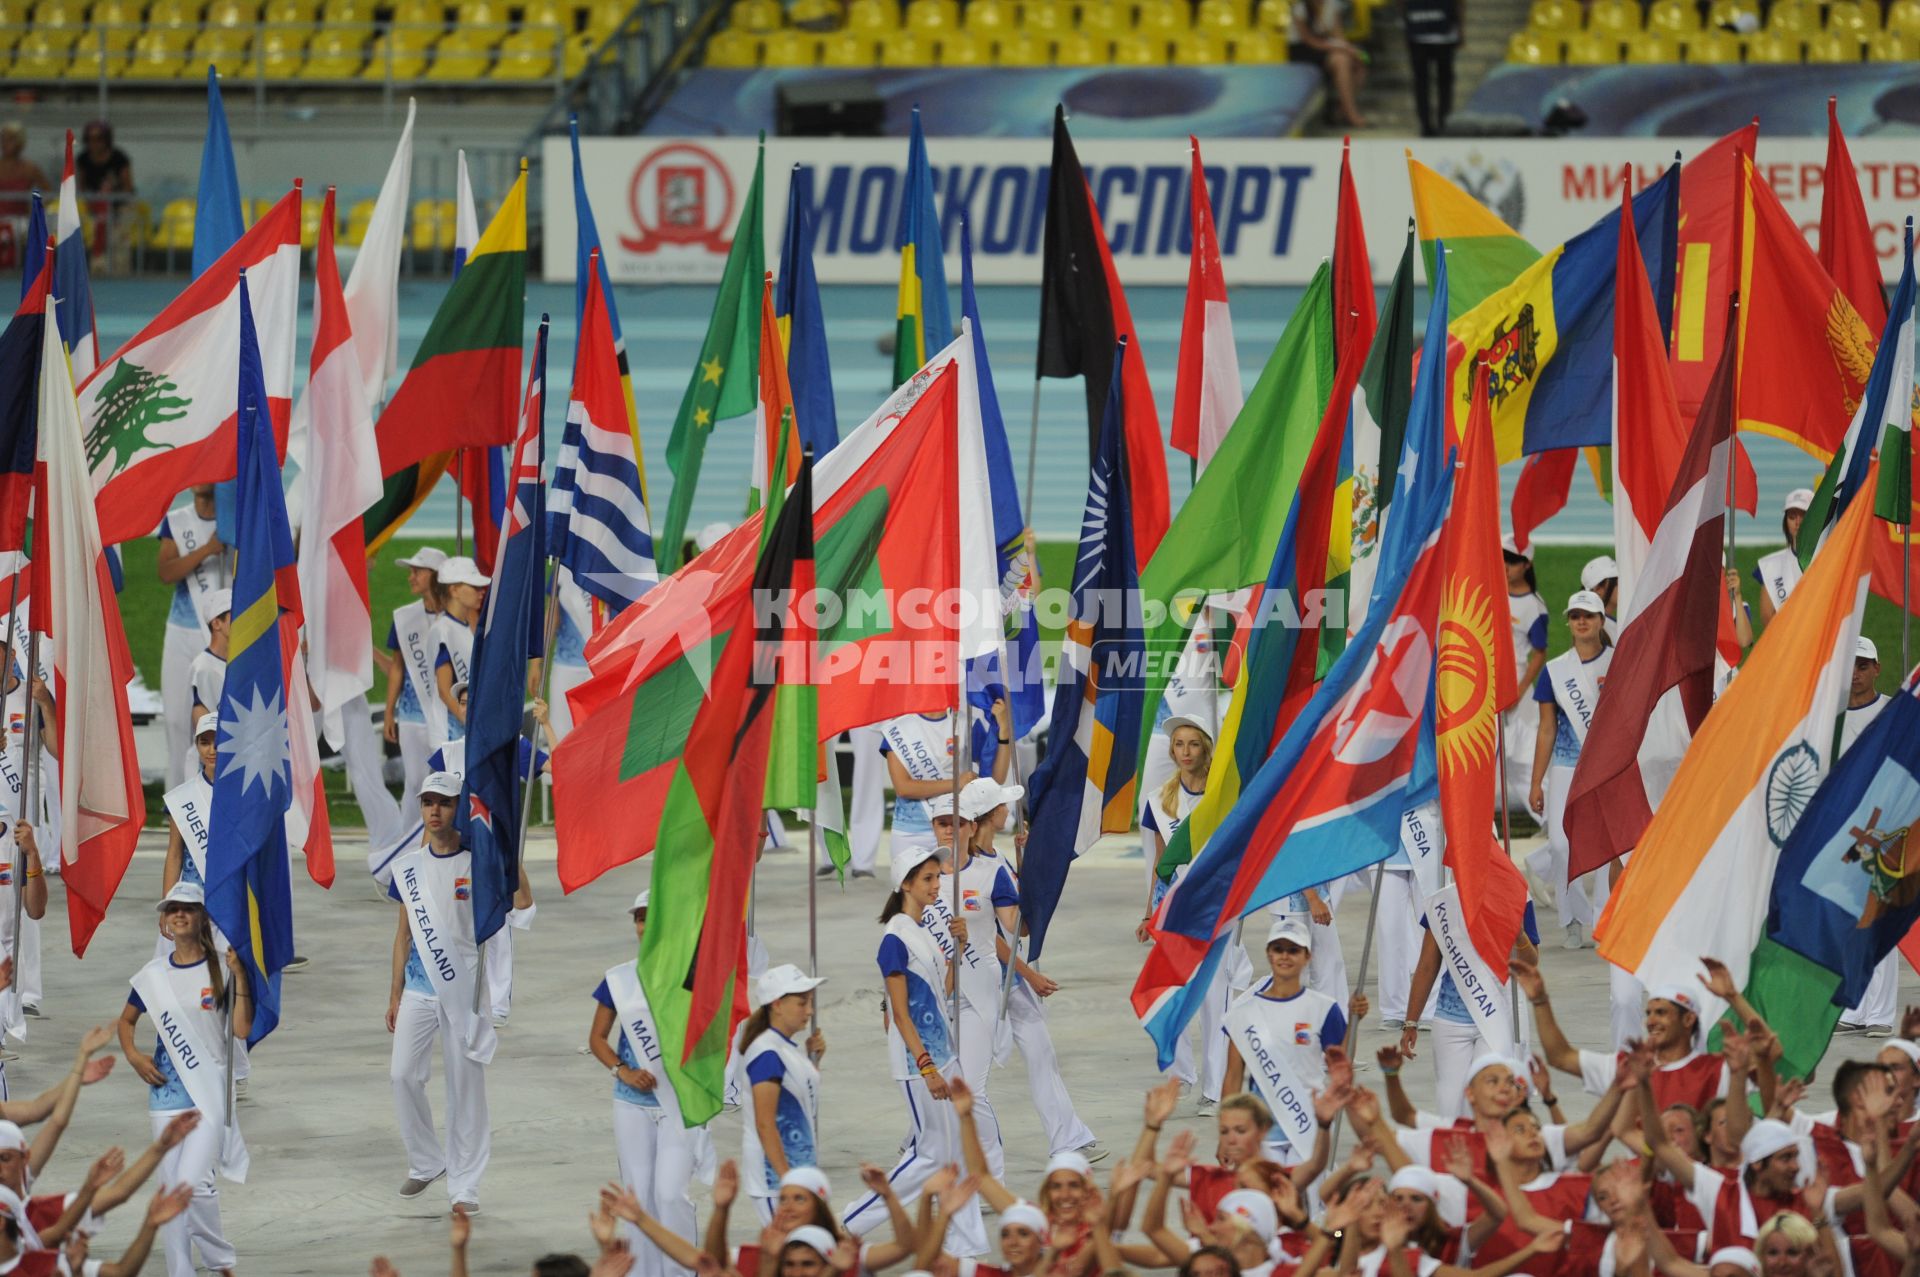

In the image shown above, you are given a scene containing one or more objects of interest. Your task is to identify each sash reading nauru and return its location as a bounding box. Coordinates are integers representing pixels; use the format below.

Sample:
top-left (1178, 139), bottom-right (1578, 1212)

top-left (1221, 998), bottom-right (1320, 1162)
top-left (395, 602), bottom-right (447, 743)
top-left (1422, 883), bottom-right (1518, 1058)
top-left (130, 958), bottom-right (249, 1182)
top-left (396, 849), bottom-right (498, 1065)
top-left (605, 961), bottom-right (679, 1114)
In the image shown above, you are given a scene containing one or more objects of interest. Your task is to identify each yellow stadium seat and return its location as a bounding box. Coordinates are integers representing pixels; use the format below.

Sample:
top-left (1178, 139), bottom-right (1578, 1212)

top-left (789, 0), bottom-right (837, 21)
top-left (584, 0), bottom-right (624, 34)
top-left (195, 26), bottom-right (250, 54)
top-left (819, 27), bottom-right (874, 61)
top-left (0, 0), bottom-right (25, 24)
top-left (522, 0), bottom-right (569, 28)
top-left (300, 25), bottom-right (368, 74)
top-left (320, 0), bottom-right (372, 21)
top-left (1645, 0), bottom-right (1698, 34)
top-left (1195, 0), bottom-right (1244, 31)
top-left (759, 27), bottom-right (818, 62)
top-left (1020, 0), bottom-right (1069, 30)
top-left (1586, 0), bottom-right (1640, 34)
top-left (87, 0), bottom-right (143, 49)
top-left (299, 198), bottom-right (327, 250)
top-left (364, 30), bottom-right (427, 74)
top-left (1254, 0), bottom-right (1286, 26)
top-left (1766, 2), bottom-right (1815, 33)
top-left (1744, 29), bottom-right (1799, 58)
top-left (961, 0), bottom-right (1010, 29)
top-left (206, 0), bottom-right (253, 25)
top-left (728, 0), bottom-right (780, 29)
top-left (1888, 0), bottom-right (1920, 33)
top-left (1079, 1), bottom-right (1125, 32)
top-left (386, 17), bottom-right (441, 51)
top-left (1868, 27), bottom-right (1912, 56)
top-left (935, 27), bottom-right (988, 61)
top-left (1111, 30), bottom-right (1163, 61)
top-left (1563, 30), bottom-right (1619, 60)
top-left (1526, 0), bottom-right (1579, 32)
top-left (903, 0), bottom-right (956, 29)
top-left (263, 0), bottom-right (317, 21)
top-left (9, 31), bottom-right (68, 73)
top-left (27, 0), bottom-right (83, 49)
top-left (492, 34), bottom-right (557, 78)
top-left (1623, 30), bottom-right (1679, 58)
top-left (257, 25), bottom-right (305, 72)
top-left (1053, 28), bottom-right (1105, 61)
top-left (1171, 27), bottom-right (1225, 60)
top-left (878, 27), bottom-right (932, 59)
top-left (409, 198), bottom-right (440, 252)
top-left (152, 199), bottom-right (197, 251)
top-left (454, 0), bottom-right (499, 23)
top-left (1506, 29), bottom-right (1557, 60)
top-left (1827, 1), bottom-right (1877, 33)
top-left (342, 199), bottom-right (375, 248)
top-left (62, 42), bottom-right (127, 76)
top-left (703, 25), bottom-right (757, 62)
top-left (1704, 0), bottom-right (1758, 30)
top-left (1136, 0), bottom-right (1191, 33)
top-left (1684, 25), bottom-right (1741, 57)
top-left (1232, 24), bottom-right (1284, 57)
top-left (392, 0), bottom-right (443, 25)
top-left (149, 0), bottom-right (199, 25)
top-left (124, 30), bottom-right (185, 74)
top-left (844, 0), bottom-right (895, 29)
top-left (562, 29), bottom-right (595, 73)
top-left (1806, 27), bottom-right (1861, 58)
top-left (425, 27), bottom-right (495, 75)
top-left (993, 27), bottom-right (1046, 60)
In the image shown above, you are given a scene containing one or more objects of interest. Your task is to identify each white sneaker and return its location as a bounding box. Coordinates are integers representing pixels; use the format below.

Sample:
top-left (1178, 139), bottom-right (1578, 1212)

top-left (1562, 923), bottom-right (1585, 950)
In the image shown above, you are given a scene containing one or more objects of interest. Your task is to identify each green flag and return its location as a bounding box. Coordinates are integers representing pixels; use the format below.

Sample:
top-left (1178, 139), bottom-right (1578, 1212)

top-left (657, 142), bottom-right (766, 573)
top-left (1725, 937), bottom-right (1845, 1082)
top-left (1345, 225), bottom-right (1417, 634)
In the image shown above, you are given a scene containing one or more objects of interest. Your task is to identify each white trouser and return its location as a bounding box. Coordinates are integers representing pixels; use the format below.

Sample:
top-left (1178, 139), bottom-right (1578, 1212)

top-left (391, 990), bottom-right (490, 1204)
top-left (848, 726), bottom-right (885, 874)
top-left (1168, 950), bottom-right (1238, 1101)
top-left (341, 694), bottom-right (404, 852)
top-left (1847, 955), bottom-right (1900, 1029)
top-left (152, 1106), bottom-right (234, 1276)
top-left (397, 721), bottom-right (431, 802)
top-left (1609, 963), bottom-right (1645, 1054)
top-left (162, 624), bottom-right (202, 789)
top-left (1006, 982), bottom-right (1095, 1155)
top-left (842, 1064), bottom-right (988, 1257)
top-left (548, 660), bottom-right (589, 741)
top-left (1526, 764), bottom-right (1598, 931)
top-left (1377, 870), bottom-right (1436, 1024)
top-left (484, 928), bottom-right (514, 1023)
top-left (954, 1000), bottom-right (1003, 1178)
top-left (1432, 1017), bottom-right (1493, 1121)
top-left (614, 1101), bottom-right (699, 1277)
top-left (1501, 701), bottom-right (1536, 814)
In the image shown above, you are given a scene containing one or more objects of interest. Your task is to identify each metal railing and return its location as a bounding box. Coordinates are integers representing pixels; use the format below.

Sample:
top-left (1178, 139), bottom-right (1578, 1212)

top-left (520, 0), bottom-right (717, 141)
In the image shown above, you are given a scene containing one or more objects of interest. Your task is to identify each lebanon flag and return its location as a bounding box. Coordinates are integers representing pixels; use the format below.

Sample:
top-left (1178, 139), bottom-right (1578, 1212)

top-left (76, 189), bottom-right (300, 546)
top-left (296, 188), bottom-right (383, 748)
top-left (37, 291), bottom-right (145, 955)
top-left (1170, 137), bottom-right (1243, 471)
top-left (1594, 459), bottom-right (1879, 1023)
top-left (553, 364), bottom-right (968, 892)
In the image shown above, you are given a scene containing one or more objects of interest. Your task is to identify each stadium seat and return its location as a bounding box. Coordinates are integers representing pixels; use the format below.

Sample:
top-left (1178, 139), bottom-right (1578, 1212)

top-left (454, 0), bottom-right (499, 23)
top-left (961, 0), bottom-right (1009, 29)
top-left (1195, 0), bottom-right (1244, 33)
top-left (1765, 2), bottom-right (1815, 34)
top-left (1888, 0), bottom-right (1920, 33)
top-left (88, 0), bottom-right (143, 50)
top-left (126, 28), bottom-right (189, 74)
top-left (263, 0), bottom-right (317, 22)
top-left (1526, 0), bottom-right (1579, 32)
top-left (492, 31), bottom-right (558, 78)
top-left (153, 199), bottom-right (198, 251)
top-left (258, 25), bottom-right (305, 74)
top-left (844, 0), bottom-right (894, 30)
top-left (1704, 0), bottom-right (1759, 31)
top-left (818, 28), bottom-right (874, 61)
top-left (522, 0), bottom-right (569, 29)
top-left (788, 0), bottom-right (838, 23)
top-left (1624, 30), bottom-right (1680, 59)
top-left (1111, 30), bottom-right (1164, 60)
top-left (1586, 0), bottom-right (1639, 34)
top-left (365, 30), bottom-right (428, 74)
top-left (300, 25), bottom-right (367, 74)
top-left (9, 30), bottom-right (68, 73)
top-left (1171, 28), bottom-right (1226, 60)
top-left (993, 27), bottom-right (1046, 61)
top-left (390, 0), bottom-right (444, 35)
top-left (27, 0), bottom-right (84, 50)
top-left (321, 0), bottom-right (373, 22)
top-left (1019, 0), bottom-right (1070, 31)
top-left (727, 0), bottom-right (781, 30)
top-left (1136, 0), bottom-right (1192, 34)
top-left (1505, 29), bottom-right (1557, 61)
top-left (409, 198), bottom-right (440, 252)
top-left (1827, 1), bottom-right (1877, 33)
top-left (195, 26), bottom-right (250, 54)
top-left (63, 41), bottom-right (128, 77)
top-left (561, 29), bottom-right (595, 73)
top-left (935, 27), bottom-right (988, 61)
top-left (1080, 2), bottom-right (1127, 34)
top-left (759, 27), bottom-right (819, 62)
top-left (1053, 28), bottom-right (1105, 61)
top-left (1232, 25), bottom-right (1284, 57)
top-left (878, 28), bottom-right (932, 60)
top-left (1684, 25), bottom-right (1741, 58)
top-left (343, 198), bottom-right (375, 248)
top-left (1868, 28), bottom-right (1912, 56)
top-left (1254, 0), bottom-right (1287, 27)
top-left (148, 0), bottom-right (199, 26)
top-left (1645, 0), bottom-right (1698, 34)
top-left (425, 27), bottom-right (495, 75)
top-left (299, 198), bottom-right (328, 250)
top-left (206, 0), bottom-right (253, 26)
top-left (1562, 30), bottom-right (1619, 61)
top-left (1806, 27), bottom-right (1861, 58)
top-left (703, 25), bottom-right (757, 62)
top-left (1744, 29), bottom-right (1799, 59)
top-left (583, 0), bottom-right (625, 34)
top-left (902, 0), bottom-right (956, 30)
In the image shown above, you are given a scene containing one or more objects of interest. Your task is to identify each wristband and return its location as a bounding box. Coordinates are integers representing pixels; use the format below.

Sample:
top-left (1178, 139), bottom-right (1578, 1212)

top-left (1146, 1123), bottom-right (1162, 1132)
top-left (998, 736), bottom-right (1011, 744)
top-left (1530, 996), bottom-right (1549, 1007)
top-left (1316, 1116), bottom-right (1332, 1129)
top-left (1380, 1068), bottom-right (1400, 1078)
top-left (1540, 1094), bottom-right (1559, 1106)
top-left (23, 870), bottom-right (38, 879)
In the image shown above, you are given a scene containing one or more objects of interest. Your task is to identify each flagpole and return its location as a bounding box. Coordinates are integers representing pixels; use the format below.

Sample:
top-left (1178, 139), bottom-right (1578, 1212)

top-left (1904, 520), bottom-right (1911, 673)
top-left (807, 810), bottom-right (819, 1030)
top-left (11, 626), bottom-right (38, 980)
top-left (515, 563), bottom-right (563, 864)
top-left (0, 563), bottom-right (21, 1009)
top-left (949, 702), bottom-right (965, 1044)
top-left (1494, 710), bottom-right (1525, 1050)
top-left (1023, 382), bottom-right (1043, 516)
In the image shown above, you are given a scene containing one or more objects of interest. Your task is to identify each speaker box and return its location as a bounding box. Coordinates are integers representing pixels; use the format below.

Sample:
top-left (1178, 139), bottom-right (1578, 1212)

top-left (777, 76), bottom-right (887, 137)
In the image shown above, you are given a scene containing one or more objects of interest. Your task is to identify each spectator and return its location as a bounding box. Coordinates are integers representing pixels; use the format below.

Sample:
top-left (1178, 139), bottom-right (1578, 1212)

top-left (1289, 0), bottom-right (1370, 129)
top-left (1404, 0), bottom-right (1460, 136)
top-left (0, 123), bottom-right (53, 224)
top-left (76, 121), bottom-right (136, 273)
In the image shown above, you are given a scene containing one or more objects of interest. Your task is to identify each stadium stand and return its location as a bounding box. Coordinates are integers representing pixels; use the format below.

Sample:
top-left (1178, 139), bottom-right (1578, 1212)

top-left (1507, 0), bottom-right (1916, 62)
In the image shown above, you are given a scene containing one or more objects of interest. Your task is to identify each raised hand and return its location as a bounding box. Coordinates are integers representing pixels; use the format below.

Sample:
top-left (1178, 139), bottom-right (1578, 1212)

top-left (1144, 1077), bottom-right (1181, 1129)
top-left (80, 1056), bottom-right (115, 1084)
top-left (587, 1203), bottom-right (617, 1250)
top-left (1770, 1077), bottom-right (1808, 1121)
top-left (945, 1075), bottom-right (971, 1115)
top-left (1510, 957), bottom-right (1545, 1001)
top-left (828, 1237), bottom-right (861, 1273)
top-left (370, 1258), bottom-right (401, 1277)
top-left (160, 1110), bottom-right (201, 1149)
top-left (1347, 1086), bottom-right (1381, 1128)
top-left (1720, 1026), bottom-right (1751, 1074)
top-left (1376, 1044), bottom-right (1404, 1074)
top-left (943, 1173), bottom-right (984, 1217)
top-left (1325, 1045), bottom-right (1355, 1096)
top-left (1530, 1054), bottom-right (1553, 1099)
top-left (758, 1224), bottom-right (788, 1255)
top-left (858, 1163), bottom-right (890, 1196)
top-left (1902, 1005), bottom-right (1920, 1040)
top-left (80, 1024), bottom-right (114, 1056)
top-left (711, 1160), bottom-right (739, 1209)
top-left (1380, 1211), bottom-right (1411, 1250)
top-left (1443, 1138), bottom-right (1476, 1184)
top-left (590, 1252), bottom-right (636, 1277)
top-left (1110, 1157), bottom-right (1149, 1198)
top-left (1800, 1169), bottom-right (1830, 1221)
top-left (147, 1184), bottom-right (193, 1227)
top-left (1698, 955), bottom-right (1738, 1001)
top-left (1162, 1128), bottom-right (1196, 1179)
top-left (87, 1148), bottom-right (125, 1190)
top-left (1483, 1121), bottom-right (1513, 1165)
top-left (600, 1182), bottom-right (645, 1225)
top-left (1313, 1082), bottom-right (1350, 1126)
top-left (1271, 1173), bottom-right (1304, 1227)
top-left (926, 1164), bottom-right (959, 1199)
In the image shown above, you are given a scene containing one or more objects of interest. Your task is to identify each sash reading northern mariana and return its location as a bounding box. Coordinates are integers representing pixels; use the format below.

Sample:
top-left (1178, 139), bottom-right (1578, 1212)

top-left (605, 960), bottom-right (680, 1115)
top-left (395, 601), bottom-right (447, 743)
top-left (1220, 997), bottom-right (1320, 1162)
top-left (130, 957), bottom-right (249, 1181)
top-left (395, 848), bottom-right (498, 1065)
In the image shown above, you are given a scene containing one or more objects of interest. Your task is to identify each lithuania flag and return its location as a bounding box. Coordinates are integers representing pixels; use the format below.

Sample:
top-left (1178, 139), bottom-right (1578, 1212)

top-left (366, 164), bottom-right (527, 552)
top-left (1408, 156), bottom-right (1539, 320)
top-left (893, 108), bottom-right (951, 389)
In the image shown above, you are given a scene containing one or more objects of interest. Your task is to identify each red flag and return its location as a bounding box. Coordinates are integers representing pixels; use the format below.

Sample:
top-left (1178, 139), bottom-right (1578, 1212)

top-left (1170, 139), bottom-right (1241, 469)
top-left (1671, 122), bottom-right (1758, 428)
top-left (1819, 98), bottom-right (1887, 331)
top-left (1333, 137), bottom-right (1377, 363)
top-left (1509, 449), bottom-right (1576, 553)
top-left (1437, 362), bottom-right (1529, 981)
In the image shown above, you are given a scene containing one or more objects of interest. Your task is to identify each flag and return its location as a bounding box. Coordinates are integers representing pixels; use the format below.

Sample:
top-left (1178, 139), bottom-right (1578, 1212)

top-left (1819, 100), bottom-right (1887, 331)
top-left (446, 154), bottom-right (508, 572)
top-left (1594, 461), bottom-right (1881, 1027)
top-left (777, 164), bottom-right (838, 458)
top-left (341, 101), bottom-right (413, 413)
top-left (365, 164), bottom-right (527, 550)
top-left (1334, 136), bottom-right (1377, 360)
top-left (460, 318), bottom-right (549, 946)
top-left (893, 109), bottom-right (951, 387)
top-left (552, 365), bottom-right (967, 893)
top-left (1021, 348), bottom-right (1145, 958)
top-left (453, 150), bottom-right (479, 276)
top-left (641, 445), bottom-right (813, 1126)
top-left (1509, 450), bottom-right (1576, 552)
top-left (1348, 225), bottom-right (1416, 634)
top-left (1408, 156), bottom-right (1540, 319)
top-left (203, 277), bottom-right (301, 1042)
top-left (1170, 137), bottom-right (1243, 469)
top-left (77, 190), bottom-right (300, 547)
top-left (1566, 316), bottom-right (1736, 881)
top-left (657, 142), bottom-right (764, 574)
top-left (1036, 105), bottom-right (1168, 568)
top-left (295, 188), bottom-right (383, 748)
top-left (54, 132), bottom-right (99, 384)
top-left (554, 257), bottom-right (656, 610)
top-left (21, 197), bottom-right (46, 303)
top-left (193, 67), bottom-right (244, 278)
top-left (570, 118), bottom-right (647, 480)
top-left (1670, 123), bottom-right (1757, 426)
top-left (750, 275), bottom-right (801, 513)
top-left (1436, 359), bottom-right (1528, 980)
top-left (762, 450), bottom-right (819, 813)
top-left (0, 259), bottom-right (49, 553)
top-left (1874, 234), bottom-right (1915, 524)
top-left (1798, 231), bottom-right (1915, 570)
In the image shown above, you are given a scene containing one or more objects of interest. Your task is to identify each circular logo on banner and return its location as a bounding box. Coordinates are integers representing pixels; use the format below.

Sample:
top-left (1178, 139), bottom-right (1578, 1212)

top-left (1764, 741), bottom-right (1822, 848)
top-left (619, 143), bottom-right (737, 254)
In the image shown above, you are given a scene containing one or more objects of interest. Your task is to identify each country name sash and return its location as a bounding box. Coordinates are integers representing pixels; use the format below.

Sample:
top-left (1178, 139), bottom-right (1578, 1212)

top-left (605, 960), bottom-right (677, 1114)
top-left (395, 601), bottom-right (447, 743)
top-left (1221, 997), bottom-right (1321, 1162)
top-left (130, 958), bottom-right (249, 1181)
top-left (396, 849), bottom-right (498, 1065)
top-left (167, 505), bottom-right (224, 630)
top-left (163, 775), bottom-right (214, 883)
top-left (1422, 883), bottom-right (1517, 1057)
top-left (1544, 649), bottom-right (1609, 748)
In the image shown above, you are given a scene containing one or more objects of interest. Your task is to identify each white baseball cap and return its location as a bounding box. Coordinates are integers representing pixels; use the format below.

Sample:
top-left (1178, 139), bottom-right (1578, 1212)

top-left (1468, 1053), bottom-right (1515, 1084)
top-left (1044, 1151), bottom-right (1093, 1180)
top-left (451, 678), bottom-right (469, 699)
top-left (200, 588), bottom-right (233, 622)
top-left (1001, 1201), bottom-right (1047, 1234)
top-left (396, 547), bottom-right (449, 572)
top-left (1858, 636), bottom-right (1879, 663)
top-left (1580, 555), bottom-right (1619, 591)
top-left (1389, 1166), bottom-right (1442, 1200)
top-left (1501, 533), bottom-right (1533, 561)
top-left (1215, 1189), bottom-right (1279, 1243)
top-left (890, 843), bottom-right (943, 889)
top-left (418, 771), bottom-right (462, 799)
top-left (157, 881), bottom-right (206, 911)
top-left (785, 1226), bottom-right (836, 1259)
top-left (958, 777), bottom-right (1024, 821)
top-left (1566, 590), bottom-right (1607, 616)
top-left (779, 1167), bottom-right (831, 1199)
top-left (630, 891), bottom-right (650, 913)
top-left (1159, 713), bottom-right (1214, 741)
top-left (925, 792), bottom-right (964, 821)
top-left (436, 556), bottom-right (489, 588)
top-left (1265, 915), bottom-right (1313, 951)
top-left (1739, 1118), bottom-right (1799, 1165)
top-left (194, 710), bottom-right (219, 738)
top-left (754, 963), bottom-right (825, 1006)
top-left (1707, 1248), bottom-right (1760, 1276)
top-left (1784, 488), bottom-right (1815, 513)
top-left (0, 1122), bottom-right (24, 1153)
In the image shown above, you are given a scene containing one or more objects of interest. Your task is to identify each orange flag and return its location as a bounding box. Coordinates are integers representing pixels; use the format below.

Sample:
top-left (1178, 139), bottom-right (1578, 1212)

top-left (750, 273), bottom-right (801, 508)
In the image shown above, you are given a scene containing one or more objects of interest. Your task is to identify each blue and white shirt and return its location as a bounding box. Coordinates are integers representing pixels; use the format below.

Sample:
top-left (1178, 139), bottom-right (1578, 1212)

top-left (592, 978), bottom-right (660, 1108)
top-left (158, 506), bottom-right (220, 632)
top-left (877, 912), bottom-right (954, 1080)
top-left (878, 711), bottom-right (998, 836)
top-left (125, 955), bottom-right (208, 1112)
top-left (741, 1026), bottom-right (820, 1196)
top-left (1532, 646), bottom-right (1611, 769)
top-left (387, 620), bottom-right (426, 726)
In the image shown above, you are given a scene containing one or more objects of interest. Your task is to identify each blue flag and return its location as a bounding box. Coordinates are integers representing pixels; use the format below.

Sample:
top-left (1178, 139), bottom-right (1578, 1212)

top-left (194, 68), bottom-right (245, 279)
top-left (20, 196), bottom-right (47, 300)
top-left (777, 165), bottom-right (839, 457)
top-left (459, 318), bottom-right (550, 945)
top-left (204, 274), bottom-right (296, 1046)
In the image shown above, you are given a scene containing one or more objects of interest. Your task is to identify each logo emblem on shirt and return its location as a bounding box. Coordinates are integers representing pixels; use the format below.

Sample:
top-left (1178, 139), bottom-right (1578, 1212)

top-left (455, 876), bottom-right (471, 901)
top-left (200, 987), bottom-right (215, 1011)
top-left (1294, 1023), bottom-right (1313, 1046)
top-left (962, 889), bottom-right (981, 912)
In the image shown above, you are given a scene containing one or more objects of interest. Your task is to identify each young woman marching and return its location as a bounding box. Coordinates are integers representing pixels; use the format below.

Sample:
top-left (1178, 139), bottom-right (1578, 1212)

top-left (430, 556), bottom-right (488, 746)
top-left (1499, 536), bottom-right (1549, 815)
top-left (741, 964), bottom-right (827, 1224)
top-left (590, 890), bottom-right (715, 1275)
top-left (840, 844), bottom-right (986, 1256)
top-left (118, 882), bottom-right (250, 1277)
top-left (1753, 489), bottom-right (1812, 626)
top-left (382, 547), bottom-right (448, 801)
top-left (1526, 590), bottom-right (1611, 954)
top-left (155, 484), bottom-right (225, 790)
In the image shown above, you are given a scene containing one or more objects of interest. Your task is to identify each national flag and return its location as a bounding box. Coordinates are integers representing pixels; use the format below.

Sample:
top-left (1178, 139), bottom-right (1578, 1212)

top-left (1170, 137), bottom-right (1243, 470)
top-left (77, 189), bottom-right (300, 547)
top-left (552, 364), bottom-right (967, 892)
top-left (20, 197), bottom-right (47, 304)
top-left (340, 101), bottom-right (413, 413)
top-left (204, 277), bottom-right (303, 1041)
top-left (54, 132), bottom-right (99, 384)
top-left (656, 143), bottom-right (765, 574)
top-left (1818, 99), bottom-right (1886, 331)
top-left (452, 150), bottom-right (479, 277)
top-left (750, 275), bottom-right (802, 514)
top-left (460, 318), bottom-right (549, 946)
top-left (893, 109), bottom-right (951, 388)
top-left (641, 444), bottom-right (814, 1125)
top-left (294, 188), bottom-right (383, 749)
top-left (1036, 105), bottom-right (1168, 568)
top-left (1435, 359), bottom-right (1528, 980)
top-left (1334, 136), bottom-right (1377, 361)
top-left (449, 155), bottom-right (503, 574)
top-left (777, 164), bottom-right (838, 458)
top-left (1408, 156), bottom-right (1539, 319)
top-left (365, 163), bottom-right (527, 551)
top-left (1347, 225), bottom-right (1416, 635)
top-left (193, 67), bottom-right (244, 278)
top-left (1874, 244), bottom-right (1916, 524)
top-left (34, 273), bottom-right (144, 957)
top-left (1509, 450), bottom-right (1576, 553)
top-left (0, 258), bottom-right (49, 554)
top-left (571, 117), bottom-right (648, 478)
top-left (1670, 123), bottom-right (1757, 426)
top-left (1021, 348), bottom-right (1145, 958)
top-left (553, 255), bottom-right (656, 609)
top-left (1798, 231), bottom-right (1915, 570)
top-left (1593, 459), bottom-right (1881, 1028)
top-left (761, 449), bottom-right (819, 813)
